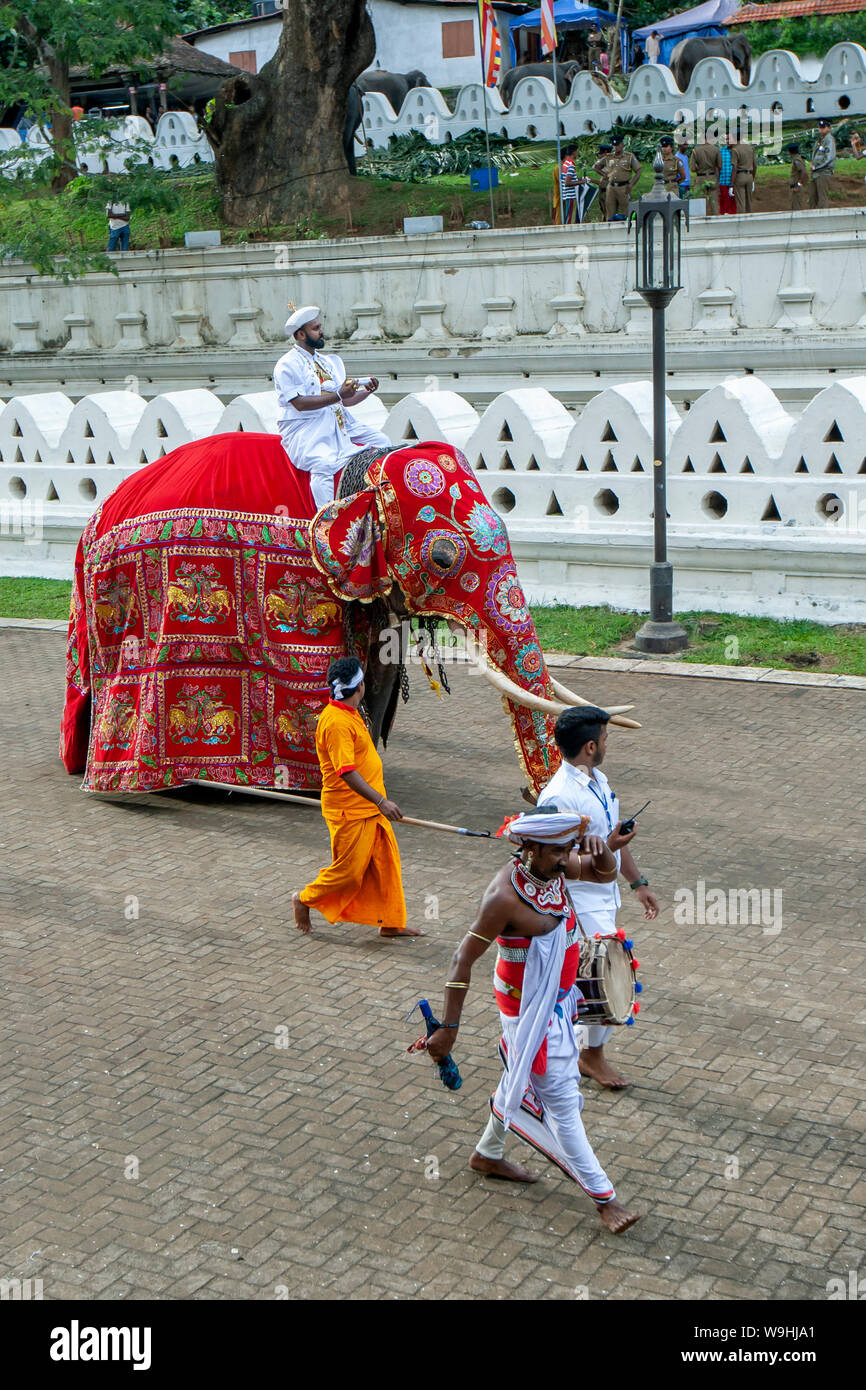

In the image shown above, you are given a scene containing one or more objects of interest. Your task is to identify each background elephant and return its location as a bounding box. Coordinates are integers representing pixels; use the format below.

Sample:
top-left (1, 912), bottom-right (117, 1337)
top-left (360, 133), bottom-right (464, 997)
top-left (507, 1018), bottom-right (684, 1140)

top-left (499, 60), bottom-right (581, 107)
top-left (357, 69), bottom-right (432, 112)
top-left (61, 434), bottom-right (637, 797)
top-left (344, 82), bottom-right (362, 174)
top-left (669, 35), bottom-right (751, 92)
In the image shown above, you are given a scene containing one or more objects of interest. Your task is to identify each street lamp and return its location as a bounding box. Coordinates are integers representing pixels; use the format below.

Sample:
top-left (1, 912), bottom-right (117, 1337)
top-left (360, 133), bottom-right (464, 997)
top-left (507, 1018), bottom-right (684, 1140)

top-left (628, 153), bottom-right (689, 654)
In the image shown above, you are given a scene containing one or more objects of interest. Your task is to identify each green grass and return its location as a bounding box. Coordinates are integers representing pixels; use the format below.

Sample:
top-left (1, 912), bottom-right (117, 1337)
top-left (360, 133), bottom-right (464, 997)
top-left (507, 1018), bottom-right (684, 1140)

top-left (3, 581), bottom-right (862, 676)
top-left (0, 578), bottom-right (73, 620)
top-left (532, 605), bottom-right (866, 676)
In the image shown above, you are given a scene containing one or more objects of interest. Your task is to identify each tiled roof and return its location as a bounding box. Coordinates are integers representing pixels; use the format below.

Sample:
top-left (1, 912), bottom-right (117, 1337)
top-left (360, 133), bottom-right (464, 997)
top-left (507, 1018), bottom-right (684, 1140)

top-left (728, 0), bottom-right (866, 22)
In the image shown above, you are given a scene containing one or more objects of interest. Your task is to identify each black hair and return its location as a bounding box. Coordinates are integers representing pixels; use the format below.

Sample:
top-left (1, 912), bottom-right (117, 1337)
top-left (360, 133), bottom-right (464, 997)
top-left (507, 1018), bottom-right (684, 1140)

top-left (554, 705), bottom-right (610, 758)
top-left (786, 143), bottom-right (800, 154)
top-left (599, 143), bottom-right (612, 152)
top-left (327, 656), bottom-right (363, 693)
top-left (659, 136), bottom-right (673, 146)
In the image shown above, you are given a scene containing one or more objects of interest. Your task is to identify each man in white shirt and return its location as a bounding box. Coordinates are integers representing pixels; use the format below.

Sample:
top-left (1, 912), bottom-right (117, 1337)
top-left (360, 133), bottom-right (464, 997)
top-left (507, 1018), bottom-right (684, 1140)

top-left (273, 305), bottom-right (391, 510)
top-left (106, 201), bottom-right (131, 252)
top-left (645, 30), bottom-right (661, 64)
top-left (537, 705), bottom-right (659, 1090)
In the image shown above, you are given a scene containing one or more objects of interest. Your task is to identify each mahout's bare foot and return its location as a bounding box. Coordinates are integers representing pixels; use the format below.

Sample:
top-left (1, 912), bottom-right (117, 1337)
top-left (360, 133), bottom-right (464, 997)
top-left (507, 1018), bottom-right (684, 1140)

top-left (292, 891), bottom-right (312, 935)
top-left (597, 1199), bottom-right (641, 1234)
top-left (378, 925), bottom-right (426, 937)
top-left (579, 1047), bottom-right (630, 1090)
top-left (469, 1151), bottom-right (538, 1183)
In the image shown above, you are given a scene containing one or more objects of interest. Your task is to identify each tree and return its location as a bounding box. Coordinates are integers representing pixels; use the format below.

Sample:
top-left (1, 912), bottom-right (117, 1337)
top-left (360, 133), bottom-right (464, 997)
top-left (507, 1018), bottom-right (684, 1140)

top-left (204, 0), bottom-right (374, 227)
top-left (0, 1), bottom-right (182, 190)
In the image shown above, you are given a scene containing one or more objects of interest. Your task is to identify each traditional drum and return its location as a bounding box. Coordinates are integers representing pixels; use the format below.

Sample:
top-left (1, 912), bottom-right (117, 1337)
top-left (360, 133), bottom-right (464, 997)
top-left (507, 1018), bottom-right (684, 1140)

top-left (574, 931), bottom-right (640, 1026)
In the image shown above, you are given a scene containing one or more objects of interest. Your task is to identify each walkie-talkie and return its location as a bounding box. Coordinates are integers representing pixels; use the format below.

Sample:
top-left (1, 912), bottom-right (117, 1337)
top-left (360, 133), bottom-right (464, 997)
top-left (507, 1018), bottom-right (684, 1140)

top-left (619, 799), bottom-right (651, 836)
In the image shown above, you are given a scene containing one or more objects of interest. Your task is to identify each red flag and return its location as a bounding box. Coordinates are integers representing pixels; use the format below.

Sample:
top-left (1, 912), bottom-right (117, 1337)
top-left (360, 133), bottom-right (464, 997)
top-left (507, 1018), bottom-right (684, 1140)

top-left (540, 0), bottom-right (557, 56)
top-left (478, 0), bottom-right (502, 87)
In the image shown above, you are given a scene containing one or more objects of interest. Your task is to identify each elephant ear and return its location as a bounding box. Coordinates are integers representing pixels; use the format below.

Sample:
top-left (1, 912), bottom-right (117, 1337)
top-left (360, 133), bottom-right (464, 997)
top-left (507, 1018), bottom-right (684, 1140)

top-left (309, 489), bottom-right (391, 602)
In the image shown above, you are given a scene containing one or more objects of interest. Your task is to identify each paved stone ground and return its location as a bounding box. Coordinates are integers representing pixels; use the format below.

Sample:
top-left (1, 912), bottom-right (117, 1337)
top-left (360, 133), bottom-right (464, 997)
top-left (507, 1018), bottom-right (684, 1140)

top-left (1, 628), bottom-right (864, 1302)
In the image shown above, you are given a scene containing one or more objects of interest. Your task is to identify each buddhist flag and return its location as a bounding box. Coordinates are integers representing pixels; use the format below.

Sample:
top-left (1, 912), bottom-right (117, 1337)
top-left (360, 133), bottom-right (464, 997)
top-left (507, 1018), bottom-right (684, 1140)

top-left (540, 0), bottom-right (557, 56)
top-left (478, 0), bottom-right (502, 87)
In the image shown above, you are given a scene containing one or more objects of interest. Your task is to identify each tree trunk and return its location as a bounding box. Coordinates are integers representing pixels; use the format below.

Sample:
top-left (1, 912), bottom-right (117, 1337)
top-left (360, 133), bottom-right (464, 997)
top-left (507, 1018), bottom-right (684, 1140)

top-left (207, 0), bottom-right (374, 228)
top-left (42, 54), bottom-right (77, 191)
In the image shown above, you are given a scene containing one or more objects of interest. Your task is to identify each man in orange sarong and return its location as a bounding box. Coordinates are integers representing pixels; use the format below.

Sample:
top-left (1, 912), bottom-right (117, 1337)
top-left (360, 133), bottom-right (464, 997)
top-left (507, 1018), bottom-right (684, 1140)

top-left (292, 657), bottom-right (424, 939)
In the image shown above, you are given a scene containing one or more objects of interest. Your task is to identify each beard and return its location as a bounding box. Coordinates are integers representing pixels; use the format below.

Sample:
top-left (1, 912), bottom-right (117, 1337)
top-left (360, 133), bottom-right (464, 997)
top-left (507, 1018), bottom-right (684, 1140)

top-left (303, 330), bottom-right (325, 350)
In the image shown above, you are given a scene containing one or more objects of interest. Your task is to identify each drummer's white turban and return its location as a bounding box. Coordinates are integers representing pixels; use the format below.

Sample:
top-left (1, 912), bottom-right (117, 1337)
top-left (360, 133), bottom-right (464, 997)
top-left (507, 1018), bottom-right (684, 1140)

top-left (285, 305), bottom-right (320, 336)
top-left (501, 808), bottom-right (589, 845)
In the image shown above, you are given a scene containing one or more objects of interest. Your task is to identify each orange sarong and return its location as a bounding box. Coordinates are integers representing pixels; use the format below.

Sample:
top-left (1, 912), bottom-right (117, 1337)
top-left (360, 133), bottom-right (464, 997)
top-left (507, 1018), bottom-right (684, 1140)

top-left (300, 812), bottom-right (406, 930)
top-left (299, 698), bottom-right (407, 930)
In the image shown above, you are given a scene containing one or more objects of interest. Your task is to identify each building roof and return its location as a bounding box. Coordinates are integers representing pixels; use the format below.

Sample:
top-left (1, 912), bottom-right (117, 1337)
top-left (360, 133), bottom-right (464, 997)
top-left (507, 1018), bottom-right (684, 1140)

top-left (634, 0), bottom-right (739, 39)
top-left (70, 36), bottom-right (243, 80)
top-left (727, 0), bottom-right (866, 21)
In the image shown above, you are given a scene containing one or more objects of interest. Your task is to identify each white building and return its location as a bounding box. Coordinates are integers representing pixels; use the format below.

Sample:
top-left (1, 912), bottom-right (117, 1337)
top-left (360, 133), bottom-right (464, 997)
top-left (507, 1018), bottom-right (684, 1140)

top-left (184, 0), bottom-right (524, 92)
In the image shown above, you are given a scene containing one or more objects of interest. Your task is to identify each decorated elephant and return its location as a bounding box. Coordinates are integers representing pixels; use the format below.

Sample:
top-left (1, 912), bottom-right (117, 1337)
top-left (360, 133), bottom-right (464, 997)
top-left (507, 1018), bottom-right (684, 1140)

top-left (60, 433), bottom-right (638, 797)
top-left (499, 61), bottom-right (581, 107)
top-left (669, 35), bottom-right (751, 93)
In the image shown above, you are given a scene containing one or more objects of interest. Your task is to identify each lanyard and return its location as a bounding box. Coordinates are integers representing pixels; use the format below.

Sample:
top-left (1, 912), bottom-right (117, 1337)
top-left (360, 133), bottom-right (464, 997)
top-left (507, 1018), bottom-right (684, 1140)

top-left (587, 776), bottom-right (613, 831)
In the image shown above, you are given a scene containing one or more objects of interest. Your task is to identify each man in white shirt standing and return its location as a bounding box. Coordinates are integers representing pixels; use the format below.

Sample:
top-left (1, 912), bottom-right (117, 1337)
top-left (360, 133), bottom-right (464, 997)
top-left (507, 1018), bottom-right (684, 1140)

top-left (274, 305), bottom-right (392, 510)
top-left (106, 200), bottom-right (131, 252)
top-left (537, 705), bottom-right (659, 1090)
top-left (645, 30), bottom-right (661, 65)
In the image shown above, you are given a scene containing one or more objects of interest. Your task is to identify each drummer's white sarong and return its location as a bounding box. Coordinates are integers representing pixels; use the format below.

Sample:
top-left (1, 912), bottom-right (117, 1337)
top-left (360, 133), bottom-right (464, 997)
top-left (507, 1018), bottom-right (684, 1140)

top-left (477, 990), bottom-right (615, 1204)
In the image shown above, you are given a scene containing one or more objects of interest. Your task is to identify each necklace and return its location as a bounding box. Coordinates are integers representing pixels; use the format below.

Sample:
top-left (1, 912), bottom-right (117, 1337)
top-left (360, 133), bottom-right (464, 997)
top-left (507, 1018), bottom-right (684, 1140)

top-left (511, 858), bottom-right (568, 916)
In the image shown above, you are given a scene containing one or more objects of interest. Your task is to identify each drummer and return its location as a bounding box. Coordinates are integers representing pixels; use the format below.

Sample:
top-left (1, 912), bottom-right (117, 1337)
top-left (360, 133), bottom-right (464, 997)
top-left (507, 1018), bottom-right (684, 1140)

top-left (425, 808), bottom-right (641, 1233)
top-left (537, 706), bottom-right (658, 1090)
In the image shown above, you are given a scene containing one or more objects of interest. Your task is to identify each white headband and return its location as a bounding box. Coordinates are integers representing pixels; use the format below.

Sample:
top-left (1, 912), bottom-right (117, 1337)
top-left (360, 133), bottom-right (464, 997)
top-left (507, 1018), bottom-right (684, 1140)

top-left (330, 666), bottom-right (364, 701)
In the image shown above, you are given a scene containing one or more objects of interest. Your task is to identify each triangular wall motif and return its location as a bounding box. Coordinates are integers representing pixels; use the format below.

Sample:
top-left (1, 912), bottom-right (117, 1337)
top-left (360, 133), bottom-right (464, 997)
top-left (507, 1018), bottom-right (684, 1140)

top-left (236, 422), bottom-right (245, 432)
top-left (859, 459), bottom-right (866, 474)
top-left (602, 450), bottom-right (617, 472)
top-left (85, 447), bottom-right (95, 467)
top-left (84, 421), bottom-right (94, 438)
top-left (682, 457), bottom-right (695, 473)
top-left (11, 421), bottom-right (22, 437)
top-left (824, 421), bottom-right (843, 442)
top-left (795, 457), bottom-right (809, 473)
top-left (740, 458), bottom-right (755, 473)
top-left (46, 481), bottom-right (59, 501)
top-left (576, 455), bottom-right (589, 472)
top-left (825, 454), bottom-right (842, 474)
top-left (500, 450), bottom-right (515, 471)
top-left (498, 422), bottom-right (513, 442)
top-left (761, 495), bottom-right (782, 522)
top-left (526, 455), bottom-right (540, 471)
top-left (709, 453), bottom-right (726, 473)
top-left (546, 492), bottom-right (563, 516)
top-left (66, 452), bottom-right (75, 464)
top-left (156, 420), bottom-right (168, 438)
top-left (601, 421), bottom-right (617, 442)
top-left (139, 451), bottom-right (149, 466)
top-left (14, 446), bottom-right (23, 463)
top-left (106, 452), bottom-right (116, 466)
top-left (475, 455), bottom-right (487, 471)
top-left (710, 421), bottom-right (726, 443)
top-left (33, 450), bottom-right (42, 463)
top-left (631, 457), bottom-right (644, 472)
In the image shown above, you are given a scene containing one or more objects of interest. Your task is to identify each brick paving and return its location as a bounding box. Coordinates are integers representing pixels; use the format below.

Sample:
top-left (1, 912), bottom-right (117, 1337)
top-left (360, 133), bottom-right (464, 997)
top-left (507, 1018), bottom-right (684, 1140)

top-left (0, 627), bottom-right (864, 1301)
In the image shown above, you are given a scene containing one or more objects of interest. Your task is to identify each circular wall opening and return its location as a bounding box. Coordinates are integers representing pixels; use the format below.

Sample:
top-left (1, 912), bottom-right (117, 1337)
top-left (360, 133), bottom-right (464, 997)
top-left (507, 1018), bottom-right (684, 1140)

top-left (492, 487), bottom-right (516, 513)
top-left (839, 95), bottom-right (851, 109)
top-left (8, 476), bottom-right (26, 499)
top-left (593, 488), bottom-right (619, 516)
top-left (702, 490), bottom-right (728, 519)
top-left (817, 492), bottom-right (843, 521)
top-left (78, 478), bottom-right (98, 501)
top-left (527, 125), bottom-right (538, 138)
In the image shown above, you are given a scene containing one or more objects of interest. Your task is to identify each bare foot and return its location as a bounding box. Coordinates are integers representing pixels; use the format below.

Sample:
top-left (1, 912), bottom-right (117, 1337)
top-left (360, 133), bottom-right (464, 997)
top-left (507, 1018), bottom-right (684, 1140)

top-left (579, 1047), bottom-right (630, 1090)
top-left (597, 1199), bottom-right (642, 1234)
top-left (469, 1151), bottom-right (538, 1183)
top-left (378, 926), bottom-right (426, 938)
top-left (292, 891), bottom-right (312, 935)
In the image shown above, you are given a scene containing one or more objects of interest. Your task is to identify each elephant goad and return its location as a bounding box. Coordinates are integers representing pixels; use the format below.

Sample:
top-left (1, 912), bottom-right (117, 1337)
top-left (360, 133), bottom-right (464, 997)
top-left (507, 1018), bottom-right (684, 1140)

top-left (61, 433), bottom-right (635, 796)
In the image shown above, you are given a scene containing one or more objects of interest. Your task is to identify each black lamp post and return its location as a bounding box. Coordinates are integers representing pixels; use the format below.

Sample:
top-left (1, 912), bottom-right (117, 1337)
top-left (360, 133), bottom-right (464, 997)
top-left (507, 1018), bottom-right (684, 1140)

top-left (628, 154), bottom-right (689, 655)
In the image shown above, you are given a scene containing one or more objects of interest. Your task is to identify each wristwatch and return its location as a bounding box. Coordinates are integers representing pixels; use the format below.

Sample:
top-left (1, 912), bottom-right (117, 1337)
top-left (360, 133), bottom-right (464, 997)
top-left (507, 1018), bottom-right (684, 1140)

top-left (629, 876), bottom-right (649, 890)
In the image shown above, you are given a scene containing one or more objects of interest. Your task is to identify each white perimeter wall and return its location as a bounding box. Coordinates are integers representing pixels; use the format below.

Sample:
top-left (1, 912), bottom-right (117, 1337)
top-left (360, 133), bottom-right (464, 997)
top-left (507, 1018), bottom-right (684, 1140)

top-left (1, 376), bottom-right (864, 625)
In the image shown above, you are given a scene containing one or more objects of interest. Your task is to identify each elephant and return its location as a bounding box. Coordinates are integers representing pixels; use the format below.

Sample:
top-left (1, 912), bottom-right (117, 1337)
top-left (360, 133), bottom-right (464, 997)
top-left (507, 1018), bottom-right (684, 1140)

top-left (357, 69), bottom-right (432, 111)
top-left (499, 61), bottom-right (582, 108)
top-left (61, 433), bottom-right (639, 797)
top-left (344, 82), bottom-right (362, 176)
top-left (669, 36), bottom-right (751, 93)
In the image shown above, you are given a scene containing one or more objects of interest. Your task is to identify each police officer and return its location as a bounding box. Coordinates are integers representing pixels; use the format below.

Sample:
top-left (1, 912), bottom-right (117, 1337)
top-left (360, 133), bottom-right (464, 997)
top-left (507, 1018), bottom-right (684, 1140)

top-left (810, 118), bottom-right (836, 208)
top-left (730, 125), bottom-right (756, 214)
top-left (787, 142), bottom-right (808, 211)
top-left (593, 143), bottom-right (612, 212)
top-left (605, 134), bottom-right (641, 221)
top-left (690, 132), bottom-right (722, 215)
top-left (659, 136), bottom-right (680, 193)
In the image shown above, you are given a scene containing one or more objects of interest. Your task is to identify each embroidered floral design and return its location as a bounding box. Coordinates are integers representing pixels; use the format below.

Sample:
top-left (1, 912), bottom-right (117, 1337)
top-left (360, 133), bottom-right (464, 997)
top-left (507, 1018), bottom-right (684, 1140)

top-left (459, 572), bottom-right (480, 593)
top-left (418, 505), bottom-right (436, 524)
top-left (404, 459), bottom-right (446, 498)
top-left (486, 566), bottom-right (532, 633)
top-left (465, 501), bottom-right (508, 556)
top-left (513, 642), bottom-right (544, 684)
